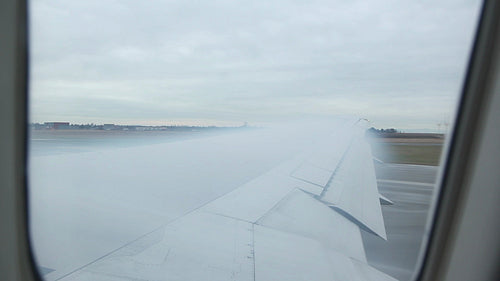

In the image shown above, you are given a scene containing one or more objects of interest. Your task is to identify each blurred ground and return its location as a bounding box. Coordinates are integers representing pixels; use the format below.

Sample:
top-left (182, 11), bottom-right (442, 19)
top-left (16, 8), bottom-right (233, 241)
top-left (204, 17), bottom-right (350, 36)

top-left (370, 136), bottom-right (444, 166)
top-left (362, 162), bottom-right (439, 281)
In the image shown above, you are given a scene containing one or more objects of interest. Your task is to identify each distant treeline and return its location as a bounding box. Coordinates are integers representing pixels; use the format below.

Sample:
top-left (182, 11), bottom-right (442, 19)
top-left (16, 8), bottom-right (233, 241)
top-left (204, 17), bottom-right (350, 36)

top-left (367, 127), bottom-right (444, 139)
top-left (30, 122), bottom-right (250, 131)
top-left (366, 127), bottom-right (399, 135)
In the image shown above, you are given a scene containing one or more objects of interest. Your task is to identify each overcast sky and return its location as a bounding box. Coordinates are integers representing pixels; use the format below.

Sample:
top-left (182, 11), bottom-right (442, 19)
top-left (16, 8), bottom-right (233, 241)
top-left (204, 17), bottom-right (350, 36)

top-left (29, 0), bottom-right (482, 131)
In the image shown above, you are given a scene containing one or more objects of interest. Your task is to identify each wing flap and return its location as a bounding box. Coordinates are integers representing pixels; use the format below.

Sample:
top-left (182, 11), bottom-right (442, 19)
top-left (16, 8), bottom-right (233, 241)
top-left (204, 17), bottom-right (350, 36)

top-left (64, 212), bottom-right (254, 281)
top-left (254, 225), bottom-right (395, 281)
top-left (321, 136), bottom-right (388, 240)
top-left (256, 189), bottom-right (367, 262)
top-left (254, 225), bottom-right (358, 281)
top-left (202, 169), bottom-right (298, 223)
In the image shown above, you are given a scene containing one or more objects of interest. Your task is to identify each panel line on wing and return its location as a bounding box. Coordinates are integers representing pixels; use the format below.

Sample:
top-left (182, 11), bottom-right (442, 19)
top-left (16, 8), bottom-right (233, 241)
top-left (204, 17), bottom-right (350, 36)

top-left (254, 188), bottom-right (298, 225)
top-left (53, 182), bottom-right (253, 281)
top-left (203, 211), bottom-right (255, 224)
top-left (252, 223), bottom-right (256, 281)
top-left (318, 139), bottom-right (354, 199)
top-left (289, 174), bottom-right (326, 188)
top-left (54, 224), bottom-right (167, 281)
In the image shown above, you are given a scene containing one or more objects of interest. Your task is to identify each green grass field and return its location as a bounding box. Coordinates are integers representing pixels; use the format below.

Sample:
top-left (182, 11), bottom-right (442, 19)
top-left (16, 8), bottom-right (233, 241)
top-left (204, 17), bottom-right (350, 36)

top-left (370, 142), bottom-right (443, 166)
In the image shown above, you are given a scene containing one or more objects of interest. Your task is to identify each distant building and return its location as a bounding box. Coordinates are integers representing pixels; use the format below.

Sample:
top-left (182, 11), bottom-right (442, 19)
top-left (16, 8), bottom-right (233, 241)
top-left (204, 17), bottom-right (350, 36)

top-left (103, 124), bottom-right (116, 130)
top-left (30, 123), bottom-right (45, 130)
top-left (44, 122), bottom-right (70, 130)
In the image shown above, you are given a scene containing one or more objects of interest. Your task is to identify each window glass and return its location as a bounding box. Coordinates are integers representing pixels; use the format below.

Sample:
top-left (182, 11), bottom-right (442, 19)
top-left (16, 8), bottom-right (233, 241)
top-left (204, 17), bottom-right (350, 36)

top-left (29, 1), bottom-right (482, 280)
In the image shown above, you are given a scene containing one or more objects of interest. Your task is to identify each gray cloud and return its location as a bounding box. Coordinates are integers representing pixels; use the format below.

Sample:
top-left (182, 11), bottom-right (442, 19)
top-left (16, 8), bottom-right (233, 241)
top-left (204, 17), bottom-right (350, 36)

top-left (29, 0), bottom-right (482, 130)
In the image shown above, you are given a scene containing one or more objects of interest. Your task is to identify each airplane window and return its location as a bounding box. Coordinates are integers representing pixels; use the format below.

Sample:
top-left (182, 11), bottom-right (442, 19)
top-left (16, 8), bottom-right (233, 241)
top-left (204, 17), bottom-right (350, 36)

top-left (28, 1), bottom-right (483, 280)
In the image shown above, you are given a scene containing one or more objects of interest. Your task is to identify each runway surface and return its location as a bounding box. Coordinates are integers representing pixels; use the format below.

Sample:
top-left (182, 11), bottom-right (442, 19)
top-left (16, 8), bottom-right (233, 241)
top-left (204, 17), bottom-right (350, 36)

top-left (362, 162), bottom-right (439, 281)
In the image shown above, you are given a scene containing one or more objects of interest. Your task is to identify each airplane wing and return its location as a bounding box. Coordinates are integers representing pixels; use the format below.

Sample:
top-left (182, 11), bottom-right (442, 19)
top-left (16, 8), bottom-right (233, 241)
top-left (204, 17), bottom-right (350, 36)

top-left (31, 119), bottom-right (396, 281)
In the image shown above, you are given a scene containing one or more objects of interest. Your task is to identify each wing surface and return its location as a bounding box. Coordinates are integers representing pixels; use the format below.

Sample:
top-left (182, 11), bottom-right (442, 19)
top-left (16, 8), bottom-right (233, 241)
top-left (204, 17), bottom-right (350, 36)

top-left (46, 119), bottom-right (396, 281)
